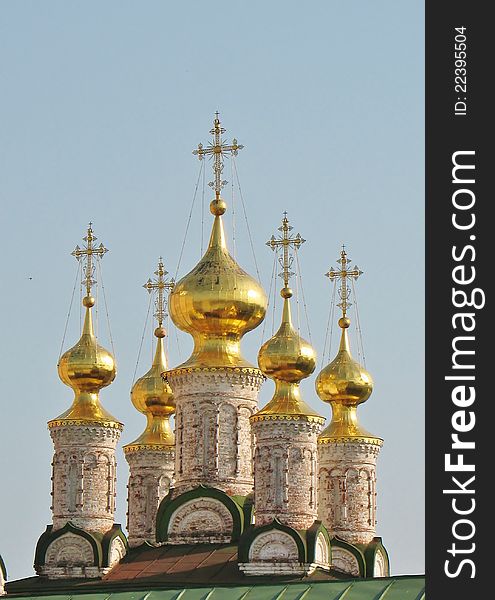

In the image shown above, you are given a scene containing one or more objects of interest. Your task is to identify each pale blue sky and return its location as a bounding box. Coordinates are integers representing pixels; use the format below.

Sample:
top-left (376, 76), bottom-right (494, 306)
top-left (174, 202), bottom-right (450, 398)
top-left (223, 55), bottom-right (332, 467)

top-left (0, 1), bottom-right (424, 579)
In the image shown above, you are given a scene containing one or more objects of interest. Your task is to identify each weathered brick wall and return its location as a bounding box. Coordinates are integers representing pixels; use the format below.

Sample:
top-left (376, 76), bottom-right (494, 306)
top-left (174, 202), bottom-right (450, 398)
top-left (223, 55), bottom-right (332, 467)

top-left (317, 441), bottom-right (381, 544)
top-left (252, 418), bottom-right (322, 530)
top-left (49, 424), bottom-right (121, 533)
top-left (168, 368), bottom-right (264, 496)
top-left (125, 447), bottom-right (175, 547)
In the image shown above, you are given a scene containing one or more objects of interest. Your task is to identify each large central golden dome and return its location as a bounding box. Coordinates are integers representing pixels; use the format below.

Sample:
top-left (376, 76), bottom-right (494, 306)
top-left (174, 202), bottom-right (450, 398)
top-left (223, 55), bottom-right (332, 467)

top-left (169, 199), bottom-right (267, 368)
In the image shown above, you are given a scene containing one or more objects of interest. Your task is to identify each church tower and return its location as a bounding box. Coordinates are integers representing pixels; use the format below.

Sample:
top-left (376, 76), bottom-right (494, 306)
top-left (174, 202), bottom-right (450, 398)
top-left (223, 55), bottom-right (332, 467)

top-left (239, 214), bottom-right (329, 576)
top-left (156, 115), bottom-right (267, 545)
top-left (35, 225), bottom-right (126, 579)
top-left (124, 258), bottom-right (176, 547)
top-left (315, 247), bottom-right (388, 577)
top-left (252, 214), bottom-right (325, 529)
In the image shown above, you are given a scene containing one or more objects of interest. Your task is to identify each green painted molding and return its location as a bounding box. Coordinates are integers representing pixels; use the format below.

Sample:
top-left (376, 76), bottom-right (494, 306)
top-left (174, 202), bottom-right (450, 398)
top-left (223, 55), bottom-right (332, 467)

top-left (360, 537), bottom-right (390, 577)
top-left (0, 554), bottom-right (6, 581)
top-left (330, 536), bottom-right (367, 577)
top-left (156, 485), bottom-right (246, 542)
top-left (101, 525), bottom-right (128, 568)
top-left (306, 521), bottom-right (331, 564)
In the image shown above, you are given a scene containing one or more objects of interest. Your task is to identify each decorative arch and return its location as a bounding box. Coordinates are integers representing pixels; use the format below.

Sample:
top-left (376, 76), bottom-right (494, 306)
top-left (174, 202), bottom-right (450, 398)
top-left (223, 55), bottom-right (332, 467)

top-left (238, 519), bottom-right (306, 563)
top-left (330, 537), bottom-right (366, 577)
top-left (156, 486), bottom-right (244, 543)
top-left (101, 524), bottom-right (128, 568)
top-left (363, 536), bottom-right (390, 577)
top-left (306, 521), bottom-right (331, 568)
top-left (34, 523), bottom-right (101, 569)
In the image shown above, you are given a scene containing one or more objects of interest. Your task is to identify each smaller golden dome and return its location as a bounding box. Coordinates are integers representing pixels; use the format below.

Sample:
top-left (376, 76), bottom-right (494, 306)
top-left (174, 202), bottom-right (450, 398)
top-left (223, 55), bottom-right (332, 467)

top-left (125, 334), bottom-right (175, 449)
top-left (254, 295), bottom-right (323, 422)
top-left (53, 298), bottom-right (120, 426)
top-left (316, 320), bottom-right (373, 406)
top-left (258, 294), bottom-right (316, 384)
top-left (316, 319), bottom-right (380, 442)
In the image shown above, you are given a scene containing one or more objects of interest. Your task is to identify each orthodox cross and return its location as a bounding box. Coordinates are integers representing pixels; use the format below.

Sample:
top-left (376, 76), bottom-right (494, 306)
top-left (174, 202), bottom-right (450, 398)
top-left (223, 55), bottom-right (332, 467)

top-left (143, 257), bottom-right (175, 328)
top-left (326, 246), bottom-right (363, 318)
top-left (266, 212), bottom-right (305, 289)
top-left (71, 223), bottom-right (108, 296)
top-left (192, 112), bottom-right (243, 199)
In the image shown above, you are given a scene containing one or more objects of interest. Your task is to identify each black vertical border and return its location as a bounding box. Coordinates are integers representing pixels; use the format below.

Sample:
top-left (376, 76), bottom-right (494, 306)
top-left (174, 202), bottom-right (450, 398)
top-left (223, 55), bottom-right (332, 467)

top-left (426, 3), bottom-right (490, 597)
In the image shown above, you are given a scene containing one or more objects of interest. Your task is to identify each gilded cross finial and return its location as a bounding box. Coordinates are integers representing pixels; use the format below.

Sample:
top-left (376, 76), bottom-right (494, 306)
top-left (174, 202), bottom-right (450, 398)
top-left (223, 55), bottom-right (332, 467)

top-left (143, 257), bottom-right (175, 329)
top-left (71, 223), bottom-right (108, 297)
top-left (266, 212), bottom-right (305, 291)
top-left (326, 245), bottom-right (363, 319)
top-left (192, 113), bottom-right (243, 199)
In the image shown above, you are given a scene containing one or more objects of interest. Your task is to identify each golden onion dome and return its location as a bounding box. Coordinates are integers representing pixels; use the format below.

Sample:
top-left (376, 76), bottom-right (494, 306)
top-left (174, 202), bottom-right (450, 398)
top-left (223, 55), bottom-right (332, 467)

top-left (254, 288), bottom-right (323, 422)
top-left (316, 317), bottom-right (380, 442)
top-left (169, 198), bottom-right (267, 369)
top-left (53, 295), bottom-right (120, 426)
top-left (124, 327), bottom-right (175, 449)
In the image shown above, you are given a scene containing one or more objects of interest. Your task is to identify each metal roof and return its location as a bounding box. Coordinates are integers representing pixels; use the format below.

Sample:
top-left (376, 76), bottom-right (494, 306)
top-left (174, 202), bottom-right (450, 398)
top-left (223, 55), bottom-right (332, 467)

top-left (8, 576), bottom-right (425, 600)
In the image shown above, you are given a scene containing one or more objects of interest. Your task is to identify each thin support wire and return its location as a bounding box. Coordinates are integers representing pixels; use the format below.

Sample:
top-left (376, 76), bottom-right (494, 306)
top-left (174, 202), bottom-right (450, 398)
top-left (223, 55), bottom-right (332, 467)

top-left (58, 262), bottom-right (81, 362)
top-left (231, 154), bottom-right (236, 260)
top-left (260, 251), bottom-right (277, 345)
top-left (175, 161), bottom-right (204, 279)
top-left (201, 156), bottom-right (206, 256)
top-left (271, 255), bottom-right (279, 336)
top-left (132, 291), bottom-right (153, 384)
top-left (322, 280), bottom-right (337, 366)
top-left (97, 260), bottom-right (115, 358)
top-left (351, 278), bottom-right (367, 367)
top-left (293, 254), bottom-right (302, 334)
top-left (294, 247), bottom-right (313, 345)
top-left (232, 157), bottom-right (262, 283)
top-left (173, 322), bottom-right (182, 362)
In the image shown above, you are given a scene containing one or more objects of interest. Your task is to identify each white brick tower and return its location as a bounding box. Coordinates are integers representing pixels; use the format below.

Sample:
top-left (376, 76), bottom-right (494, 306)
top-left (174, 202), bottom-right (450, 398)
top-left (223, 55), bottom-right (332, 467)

top-left (35, 225), bottom-right (126, 579)
top-left (315, 247), bottom-right (383, 545)
top-left (167, 115), bottom-right (267, 498)
top-left (124, 258), bottom-right (176, 547)
top-left (252, 214), bottom-right (325, 530)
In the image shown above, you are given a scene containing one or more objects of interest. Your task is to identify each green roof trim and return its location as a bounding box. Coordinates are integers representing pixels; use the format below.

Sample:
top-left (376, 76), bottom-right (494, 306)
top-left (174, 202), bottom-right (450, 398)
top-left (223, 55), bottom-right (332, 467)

top-left (0, 553), bottom-right (6, 581)
top-left (4, 576), bottom-right (426, 599)
top-left (156, 485), bottom-right (245, 542)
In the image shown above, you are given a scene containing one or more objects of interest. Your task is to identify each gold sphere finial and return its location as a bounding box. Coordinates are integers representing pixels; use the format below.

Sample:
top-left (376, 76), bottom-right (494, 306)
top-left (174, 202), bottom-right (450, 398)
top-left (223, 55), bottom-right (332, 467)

top-left (338, 316), bottom-right (351, 328)
top-left (154, 326), bottom-right (166, 338)
top-left (280, 287), bottom-right (293, 298)
top-left (210, 198), bottom-right (227, 215)
top-left (83, 295), bottom-right (95, 308)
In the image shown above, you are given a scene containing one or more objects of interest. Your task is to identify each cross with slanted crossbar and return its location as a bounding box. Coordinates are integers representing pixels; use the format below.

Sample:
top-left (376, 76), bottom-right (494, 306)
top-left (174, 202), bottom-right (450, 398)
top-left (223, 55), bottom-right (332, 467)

top-left (143, 258), bottom-right (175, 327)
top-left (71, 223), bottom-right (108, 296)
top-left (266, 212), bottom-right (306, 289)
top-left (326, 246), bottom-right (363, 318)
top-left (192, 112), bottom-right (243, 199)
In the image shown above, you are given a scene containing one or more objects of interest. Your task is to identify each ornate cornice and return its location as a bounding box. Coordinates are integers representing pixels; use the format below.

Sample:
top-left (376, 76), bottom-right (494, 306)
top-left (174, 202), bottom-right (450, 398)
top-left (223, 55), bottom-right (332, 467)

top-left (251, 413), bottom-right (325, 425)
top-left (123, 443), bottom-right (175, 454)
top-left (47, 418), bottom-right (123, 431)
top-left (318, 436), bottom-right (383, 446)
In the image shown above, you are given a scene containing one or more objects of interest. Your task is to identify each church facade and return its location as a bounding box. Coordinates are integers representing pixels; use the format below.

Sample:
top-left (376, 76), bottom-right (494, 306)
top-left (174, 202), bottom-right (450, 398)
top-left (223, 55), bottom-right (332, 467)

top-left (2, 116), bottom-right (403, 596)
